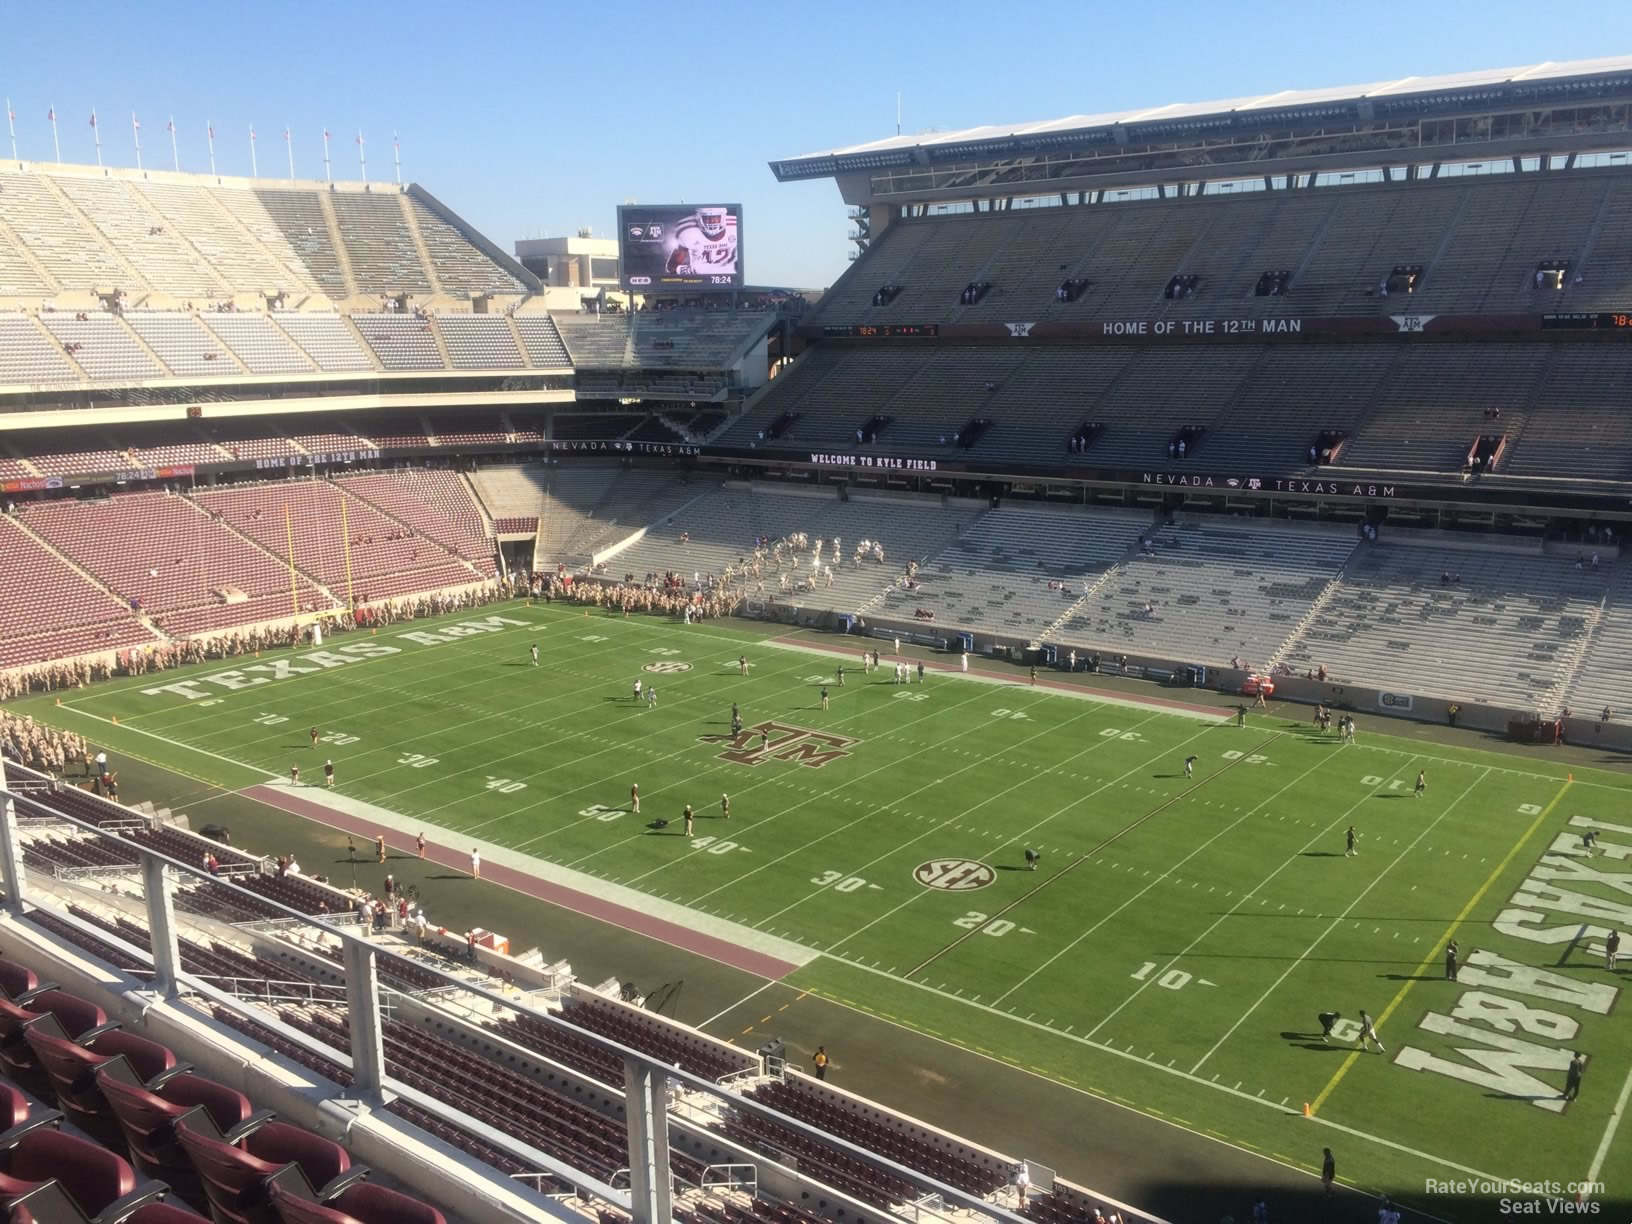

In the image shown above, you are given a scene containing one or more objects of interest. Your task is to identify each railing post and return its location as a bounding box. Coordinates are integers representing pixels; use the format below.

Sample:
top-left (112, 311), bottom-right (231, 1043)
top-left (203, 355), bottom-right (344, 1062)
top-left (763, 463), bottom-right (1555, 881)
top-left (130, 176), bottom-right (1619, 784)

top-left (343, 936), bottom-right (386, 1102)
top-left (623, 1057), bottom-right (672, 1224)
top-left (0, 790), bottom-right (26, 917)
top-left (141, 853), bottom-right (183, 999)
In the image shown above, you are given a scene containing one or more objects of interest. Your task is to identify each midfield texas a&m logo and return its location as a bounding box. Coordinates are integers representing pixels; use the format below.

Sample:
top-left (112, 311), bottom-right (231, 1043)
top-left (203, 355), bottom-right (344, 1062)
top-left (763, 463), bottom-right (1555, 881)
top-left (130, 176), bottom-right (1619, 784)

top-left (699, 722), bottom-right (860, 768)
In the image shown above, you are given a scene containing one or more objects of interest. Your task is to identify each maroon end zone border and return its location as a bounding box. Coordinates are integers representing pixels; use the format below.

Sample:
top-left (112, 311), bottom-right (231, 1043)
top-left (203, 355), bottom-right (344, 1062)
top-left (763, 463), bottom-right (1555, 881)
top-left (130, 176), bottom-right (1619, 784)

top-left (772, 634), bottom-right (1230, 718)
top-left (240, 785), bottom-right (803, 981)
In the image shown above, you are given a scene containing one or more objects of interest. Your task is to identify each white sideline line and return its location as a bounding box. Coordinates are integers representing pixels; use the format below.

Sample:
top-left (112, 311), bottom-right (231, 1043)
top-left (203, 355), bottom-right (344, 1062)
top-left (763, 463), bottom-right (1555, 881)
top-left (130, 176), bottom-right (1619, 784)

top-left (1586, 1046), bottom-right (1632, 1183)
top-left (65, 708), bottom-right (281, 780)
top-left (829, 953), bottom-right (1501, 1194)
top-left (1188, 764), bottom-right (1489, 1075)
top-left (761, 636), bottom-right (1228, 721)
top-left (824, 955), bottom-right (1503, 1190)
top-left (255, 781), bottom-right (818, 969)
top-left (697, 980), bottom-right (779, 1030)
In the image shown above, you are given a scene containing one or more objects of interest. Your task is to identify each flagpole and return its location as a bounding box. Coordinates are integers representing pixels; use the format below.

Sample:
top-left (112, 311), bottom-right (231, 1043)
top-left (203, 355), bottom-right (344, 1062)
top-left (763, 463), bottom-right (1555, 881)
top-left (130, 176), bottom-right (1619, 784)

top-left (206, 121), bottom-right (216, 177)
top-left (90, 108), bottom-right (101, 167)
top-left (168, 117), bottom-right (179, 171)
top-left (131, 113), bottom-right (142, 171)
top-left (48, 106), bottom-right (60, 162)
top-left (5, 100), bottom-right (16, 163)
top-left (284, 126), bottom-right (294, 179)
top-left (322, 129), bottom-right (332, 183)
top-left (393, 133), bottom-right (401, 186)
top-left (356, 130), bottom-right (366, 187)
top-left (249, 127), bottom-right (258, 178)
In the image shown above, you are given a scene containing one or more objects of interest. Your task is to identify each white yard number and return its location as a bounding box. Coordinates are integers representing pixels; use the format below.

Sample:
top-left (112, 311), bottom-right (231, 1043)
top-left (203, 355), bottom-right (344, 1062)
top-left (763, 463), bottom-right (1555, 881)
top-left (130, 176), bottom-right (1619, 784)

top-left (1221, 750), bottom-right (1267, 764)
top-left (578, 804), bottom-right (623, 822)
top-left (1131, 961), bottom-right (1191, 990)
top-left (253, 713), bottom-right (288, 725)
top-left (894, 691), bottom-right (929, 702)
top-left (1518, 803), bottom-right (1542, 815)
top-left (579, 634), bottom-right (608, 643)
top-left (485, 777), bottom-right (527, 794)
top-left (810, 870), bottom-right (868, 892)
top-left (319, 732), bottom-right (359, 746)
top-left (803, 675), bottom-right (832, 684)
top-left (1361, 775), bottom-right (1384, 786)
top-left (953, 912), bottom-right (1015, 936)
top-left (991, 709), bottom-right (1029, 721)
top-left (1099, 727), bottom-right (1143, 741)
top-left (648, 647), bottom-right (682, 656)
top-left (691, 837), bottom-right (740, 855)
top-left (398, 753), bottom-right (439, 769)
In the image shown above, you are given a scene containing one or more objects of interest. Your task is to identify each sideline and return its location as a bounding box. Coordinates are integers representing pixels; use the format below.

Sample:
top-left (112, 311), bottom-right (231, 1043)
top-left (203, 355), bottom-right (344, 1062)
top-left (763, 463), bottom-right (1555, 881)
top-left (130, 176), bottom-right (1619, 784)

top-left (768, 632), bottom-right (1228, 721)
top-left (241, 781), bottom-right (814, 980)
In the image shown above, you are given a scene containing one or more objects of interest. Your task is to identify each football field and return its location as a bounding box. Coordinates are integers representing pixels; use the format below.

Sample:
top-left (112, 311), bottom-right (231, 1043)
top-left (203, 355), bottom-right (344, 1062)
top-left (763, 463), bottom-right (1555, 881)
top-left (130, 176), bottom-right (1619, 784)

top-left (16, 601), bottom-right (1632, 1218)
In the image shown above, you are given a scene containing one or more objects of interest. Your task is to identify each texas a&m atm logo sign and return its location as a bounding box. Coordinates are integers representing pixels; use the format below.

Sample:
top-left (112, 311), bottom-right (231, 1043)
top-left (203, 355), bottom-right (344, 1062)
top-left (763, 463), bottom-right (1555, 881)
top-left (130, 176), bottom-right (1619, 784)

top-left (699, 722), bottom-right (861, 768)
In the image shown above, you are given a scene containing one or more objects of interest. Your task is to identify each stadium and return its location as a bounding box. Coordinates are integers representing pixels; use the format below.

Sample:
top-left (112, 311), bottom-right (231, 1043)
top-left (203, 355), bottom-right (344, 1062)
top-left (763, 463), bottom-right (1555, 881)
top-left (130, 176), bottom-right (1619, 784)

top-left (2, 50), bottom-right (1632, 1224)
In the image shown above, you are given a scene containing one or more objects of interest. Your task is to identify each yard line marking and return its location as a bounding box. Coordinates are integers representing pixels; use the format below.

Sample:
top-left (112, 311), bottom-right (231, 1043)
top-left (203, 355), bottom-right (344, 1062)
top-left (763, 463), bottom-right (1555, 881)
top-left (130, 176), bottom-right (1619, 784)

top-left (697, 980), bottom-right (780, 1029)
top-left (907, 733), bottom-right (1285, 978)
top-left (670, 687), bottom-right (1153, 912)
top-left (814, 959), bottom-right (1501, 1194)
top-left (65, 707), bottom-right (282, 779)
top-left (1308, 777), bottom-right (1571, 1116)
top-left (811, 715), bottom-right (1232, 953)
top-left (991, 740), bottom-right (1343, 1010)
top-left (587, 679), bottom-right (1029, 884)
top-left (1189, 763), bottom-right (1486, 1075)
top-left (1586, 1044), bottom-right (1632, 1184)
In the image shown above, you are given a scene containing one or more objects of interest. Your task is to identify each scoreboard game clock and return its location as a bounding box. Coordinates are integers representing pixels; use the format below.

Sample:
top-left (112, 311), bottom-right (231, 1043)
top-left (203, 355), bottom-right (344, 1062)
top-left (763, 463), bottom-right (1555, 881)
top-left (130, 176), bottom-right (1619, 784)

top-left (822, 324), bottom-right (941, 338)
top-left (1541, 312), bottom-right (1632, 329)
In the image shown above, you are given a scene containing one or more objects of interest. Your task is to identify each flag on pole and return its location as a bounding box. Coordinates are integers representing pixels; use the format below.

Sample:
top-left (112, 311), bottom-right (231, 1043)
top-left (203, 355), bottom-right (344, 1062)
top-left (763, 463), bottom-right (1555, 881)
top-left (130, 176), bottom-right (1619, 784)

top-left (88, 111), bottom-right (96, 128)
top-left (47, 107), bottom-right (54, 122)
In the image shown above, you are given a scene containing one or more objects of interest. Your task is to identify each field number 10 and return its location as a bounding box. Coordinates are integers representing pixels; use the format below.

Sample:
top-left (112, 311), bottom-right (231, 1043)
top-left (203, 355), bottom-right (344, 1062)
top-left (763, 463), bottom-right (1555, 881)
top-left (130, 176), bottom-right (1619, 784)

top-left (1131, 961), bottom-right (1192, 990)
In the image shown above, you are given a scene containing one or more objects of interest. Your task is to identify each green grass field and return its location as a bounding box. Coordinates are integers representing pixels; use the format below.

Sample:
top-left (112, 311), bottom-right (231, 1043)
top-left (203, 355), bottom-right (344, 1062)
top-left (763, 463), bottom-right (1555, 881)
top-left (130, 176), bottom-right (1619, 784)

top-left (16, 601), bottom-right (1632, 1218)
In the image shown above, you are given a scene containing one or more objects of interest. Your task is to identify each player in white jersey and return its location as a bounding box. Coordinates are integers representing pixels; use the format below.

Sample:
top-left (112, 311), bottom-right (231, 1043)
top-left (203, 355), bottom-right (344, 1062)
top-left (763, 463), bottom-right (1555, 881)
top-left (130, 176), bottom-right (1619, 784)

top-left (666, 208), bottom-right (738, 277)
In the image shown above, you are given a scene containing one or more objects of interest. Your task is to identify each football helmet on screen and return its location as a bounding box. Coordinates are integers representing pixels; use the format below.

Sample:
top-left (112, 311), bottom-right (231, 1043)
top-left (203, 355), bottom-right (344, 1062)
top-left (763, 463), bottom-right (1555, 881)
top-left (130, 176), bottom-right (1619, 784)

top-left (698, 207), bottom-right (728, 239)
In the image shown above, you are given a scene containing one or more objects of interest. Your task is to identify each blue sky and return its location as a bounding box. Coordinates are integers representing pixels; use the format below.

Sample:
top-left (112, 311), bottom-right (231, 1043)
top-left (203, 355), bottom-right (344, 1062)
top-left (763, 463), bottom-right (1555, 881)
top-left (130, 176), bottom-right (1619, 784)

top-left (3, 1), bottom-right (1627, 289)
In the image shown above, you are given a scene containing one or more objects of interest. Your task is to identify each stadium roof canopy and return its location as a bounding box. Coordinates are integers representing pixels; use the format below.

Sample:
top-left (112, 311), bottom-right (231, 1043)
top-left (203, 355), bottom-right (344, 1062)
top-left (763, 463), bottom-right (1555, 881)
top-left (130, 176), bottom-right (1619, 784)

top-left (771, 55), bottom-right (1632, 185)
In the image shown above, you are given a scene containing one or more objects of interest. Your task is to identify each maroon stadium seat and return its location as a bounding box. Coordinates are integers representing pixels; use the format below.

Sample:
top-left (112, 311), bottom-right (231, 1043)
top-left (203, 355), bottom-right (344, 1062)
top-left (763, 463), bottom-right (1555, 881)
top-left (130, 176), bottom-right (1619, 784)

top-left (174, 1112), bottom-right (366, 1224)
top-left (267, 1180), bottom-right (446, 1224)
top-left (96, 1065), bottom-right (267, 1214)
top-left (0, 956), bottom-right (52, 1003)
top-left (0, 992), bottom-right (115, 1100)
top-left (24, 1024), bottom-right (184, 1148)
top-left (0, 1126), bottom-right (167, 1221)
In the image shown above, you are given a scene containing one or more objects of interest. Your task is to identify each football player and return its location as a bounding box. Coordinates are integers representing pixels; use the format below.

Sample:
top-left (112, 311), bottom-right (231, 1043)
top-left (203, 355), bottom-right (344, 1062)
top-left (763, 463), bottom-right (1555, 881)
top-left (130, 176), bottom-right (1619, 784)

top-left (666, 207), bottom-right (737, 276)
